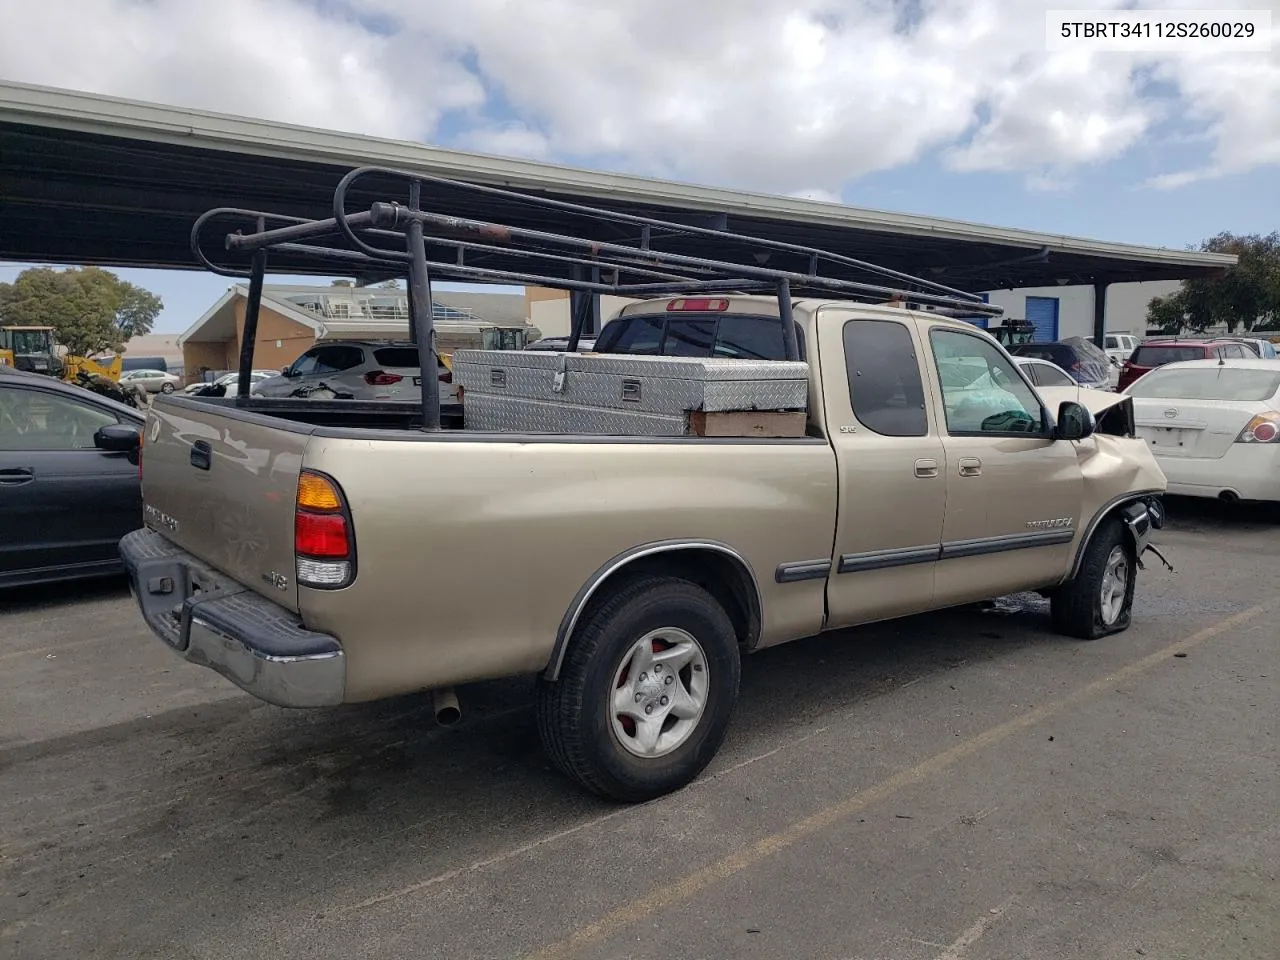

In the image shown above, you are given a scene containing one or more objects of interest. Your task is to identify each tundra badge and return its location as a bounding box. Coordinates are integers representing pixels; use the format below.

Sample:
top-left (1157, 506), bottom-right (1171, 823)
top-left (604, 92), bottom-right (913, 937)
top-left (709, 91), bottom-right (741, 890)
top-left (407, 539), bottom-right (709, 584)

top-left (145, 504), bottom-right (180, 532)
top-left (1026, 517), bottom-right (1073, 531)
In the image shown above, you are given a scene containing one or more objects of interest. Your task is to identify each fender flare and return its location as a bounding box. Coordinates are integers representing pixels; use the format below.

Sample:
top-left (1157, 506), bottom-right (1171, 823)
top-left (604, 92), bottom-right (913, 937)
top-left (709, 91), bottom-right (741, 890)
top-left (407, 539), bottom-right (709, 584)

top-left (1063, 489), bottom-right (1165, 583)
top-left (542, 539), bottom-right (763, 682)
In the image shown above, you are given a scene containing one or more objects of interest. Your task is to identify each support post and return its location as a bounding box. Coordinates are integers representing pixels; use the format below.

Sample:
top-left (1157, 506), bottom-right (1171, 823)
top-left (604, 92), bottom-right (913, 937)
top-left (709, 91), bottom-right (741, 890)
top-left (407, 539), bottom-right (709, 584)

top-left (566, 264), bottom-right (594, 351)
top-left (590, 265), bottom-right (602, 335)
top-left (777, 278), bottom-right (800, 361)
top-left (1092, 282), bottom-right (1108, 349)
top-left (406, 183), bottom-right (441, 432)
top-left (237, 238), bottom-right (267, 399)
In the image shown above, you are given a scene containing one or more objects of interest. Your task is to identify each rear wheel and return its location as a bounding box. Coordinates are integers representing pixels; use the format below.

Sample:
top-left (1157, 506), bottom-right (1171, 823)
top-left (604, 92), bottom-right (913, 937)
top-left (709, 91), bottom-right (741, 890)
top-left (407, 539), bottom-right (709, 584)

top-left (1050, 519), bottom-right (1136, 639)
top-left (535, 575), bottom-right (741, 802)
top-left (160, 382), bottom-right (175, 394)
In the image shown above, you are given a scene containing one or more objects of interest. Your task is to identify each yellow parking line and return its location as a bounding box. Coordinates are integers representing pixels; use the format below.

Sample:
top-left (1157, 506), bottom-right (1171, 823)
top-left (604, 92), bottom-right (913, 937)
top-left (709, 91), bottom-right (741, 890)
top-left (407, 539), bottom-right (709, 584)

top-left (526, 604), bottom-right (1272, 960)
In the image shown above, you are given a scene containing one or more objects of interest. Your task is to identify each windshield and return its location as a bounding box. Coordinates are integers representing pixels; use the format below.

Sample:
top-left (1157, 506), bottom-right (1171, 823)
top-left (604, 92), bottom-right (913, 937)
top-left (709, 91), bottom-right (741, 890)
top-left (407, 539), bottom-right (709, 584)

top-left (1127, 367), bottom-right (1280, 402)
top-left (8, 329), bottom-right (54, 354)
top-left (1131, 345), bottom-right (1205, 366)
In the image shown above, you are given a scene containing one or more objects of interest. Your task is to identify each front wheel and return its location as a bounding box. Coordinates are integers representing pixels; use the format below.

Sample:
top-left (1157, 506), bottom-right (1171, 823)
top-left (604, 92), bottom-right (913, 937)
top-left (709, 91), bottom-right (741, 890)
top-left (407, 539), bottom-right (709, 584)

top-left (1050, 519), bottom-right (1136, 639)
top-left (535, 576), bottom-right (741, 802)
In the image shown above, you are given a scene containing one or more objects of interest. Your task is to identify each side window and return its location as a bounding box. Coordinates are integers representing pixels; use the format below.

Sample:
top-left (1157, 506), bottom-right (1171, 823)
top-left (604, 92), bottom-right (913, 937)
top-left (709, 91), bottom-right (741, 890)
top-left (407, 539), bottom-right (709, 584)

top-left (312, 345), bottom-right (364, 373)
top-left (0, 386), bottom-right (120, 452)
top-left (1104, 336), bottom-right (1118, 350)
top-left (1039, 363), bottom-right (1076, 387)
top-left (290, 350), bottom-right (321, 376)
top-left (930, 329), bottom-right (1046, 435)
top-left (842, 320), bottom-right (928, 437)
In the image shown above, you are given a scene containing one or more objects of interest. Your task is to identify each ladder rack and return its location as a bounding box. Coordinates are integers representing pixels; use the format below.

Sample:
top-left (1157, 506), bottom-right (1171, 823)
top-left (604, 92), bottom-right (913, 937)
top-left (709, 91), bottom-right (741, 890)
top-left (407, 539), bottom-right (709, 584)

top-left (190, 165), bottom-right (1005, 431)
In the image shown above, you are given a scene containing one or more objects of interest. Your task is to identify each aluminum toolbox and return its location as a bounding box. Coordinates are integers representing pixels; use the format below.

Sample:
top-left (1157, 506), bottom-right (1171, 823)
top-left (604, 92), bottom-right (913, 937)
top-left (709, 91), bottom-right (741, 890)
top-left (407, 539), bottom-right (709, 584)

top-left (451, 350), bottom-right (809, 436)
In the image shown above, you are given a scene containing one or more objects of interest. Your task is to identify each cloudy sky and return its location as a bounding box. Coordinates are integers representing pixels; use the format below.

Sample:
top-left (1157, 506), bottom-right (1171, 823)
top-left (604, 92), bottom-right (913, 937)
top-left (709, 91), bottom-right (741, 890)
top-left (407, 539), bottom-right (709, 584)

top-left (1, 0), bottom-right (1277, 332)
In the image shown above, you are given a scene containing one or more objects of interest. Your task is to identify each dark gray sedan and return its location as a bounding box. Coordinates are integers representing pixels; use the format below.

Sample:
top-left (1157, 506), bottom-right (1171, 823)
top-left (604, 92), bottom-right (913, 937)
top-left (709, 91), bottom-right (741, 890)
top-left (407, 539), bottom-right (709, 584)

top-left (0, 366), bottom-right (144, 588)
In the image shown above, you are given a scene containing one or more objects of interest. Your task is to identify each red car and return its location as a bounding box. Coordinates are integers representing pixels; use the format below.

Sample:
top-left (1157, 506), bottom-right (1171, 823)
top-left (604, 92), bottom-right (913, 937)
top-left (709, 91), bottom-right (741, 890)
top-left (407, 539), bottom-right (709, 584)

top-left (1118, 338), bottom-right (1254, 391)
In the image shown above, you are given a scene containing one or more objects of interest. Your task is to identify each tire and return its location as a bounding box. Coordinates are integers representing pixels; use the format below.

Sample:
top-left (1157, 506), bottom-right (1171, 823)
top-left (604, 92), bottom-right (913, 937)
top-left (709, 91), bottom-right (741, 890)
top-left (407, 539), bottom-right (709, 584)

top-left (1050, 519), bottom-right (1136, 640)
top-left (161, 382), bottom-right (175, 393)
top-left (535, 575), bottom-right (741, 802)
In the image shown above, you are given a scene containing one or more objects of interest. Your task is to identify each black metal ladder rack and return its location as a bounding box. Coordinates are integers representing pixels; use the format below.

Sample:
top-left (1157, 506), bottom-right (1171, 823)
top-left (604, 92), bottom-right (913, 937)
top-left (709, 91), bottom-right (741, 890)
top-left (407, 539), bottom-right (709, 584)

top-left (190, 165), bottom-right (1005, 431)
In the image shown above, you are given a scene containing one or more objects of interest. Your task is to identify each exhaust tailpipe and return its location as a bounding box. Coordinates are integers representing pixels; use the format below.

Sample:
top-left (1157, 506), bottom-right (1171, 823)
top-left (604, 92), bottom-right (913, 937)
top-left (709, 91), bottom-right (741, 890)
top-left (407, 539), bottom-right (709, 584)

top-left (433, 687), bottom-right (461, 726)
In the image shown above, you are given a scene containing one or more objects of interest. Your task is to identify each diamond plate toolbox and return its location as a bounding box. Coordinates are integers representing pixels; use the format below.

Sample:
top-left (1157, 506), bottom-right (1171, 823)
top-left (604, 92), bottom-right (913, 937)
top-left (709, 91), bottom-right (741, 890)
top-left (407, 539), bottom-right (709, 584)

top-left (452, 350), bottom-right (809, 436)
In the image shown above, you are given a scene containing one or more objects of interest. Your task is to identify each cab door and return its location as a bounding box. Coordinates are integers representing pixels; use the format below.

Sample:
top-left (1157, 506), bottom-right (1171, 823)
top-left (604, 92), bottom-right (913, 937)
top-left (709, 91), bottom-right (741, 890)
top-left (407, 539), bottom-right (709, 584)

top-left (819, 311), bottom-right (947, 628)
top-left (922, 325), bottom-right (1084, 607)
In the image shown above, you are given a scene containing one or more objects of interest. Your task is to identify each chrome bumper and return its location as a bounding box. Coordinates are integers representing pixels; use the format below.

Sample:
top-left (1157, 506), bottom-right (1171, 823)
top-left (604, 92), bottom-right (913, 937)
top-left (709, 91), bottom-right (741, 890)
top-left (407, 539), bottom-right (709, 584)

top-left (119, 528), bottom-right (346, 707)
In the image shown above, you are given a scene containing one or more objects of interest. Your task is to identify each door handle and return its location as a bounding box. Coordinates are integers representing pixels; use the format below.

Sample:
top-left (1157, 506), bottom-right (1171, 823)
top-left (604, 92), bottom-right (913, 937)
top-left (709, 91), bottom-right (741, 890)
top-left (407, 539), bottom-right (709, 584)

top-left (958, 457), bottom-right (982, 477)
top-left (0, 467), bottom-right (35, 486)
top-left (914, 458), bottom-right (938, 478)
top-left (189, 440), bottom-right (212, 471)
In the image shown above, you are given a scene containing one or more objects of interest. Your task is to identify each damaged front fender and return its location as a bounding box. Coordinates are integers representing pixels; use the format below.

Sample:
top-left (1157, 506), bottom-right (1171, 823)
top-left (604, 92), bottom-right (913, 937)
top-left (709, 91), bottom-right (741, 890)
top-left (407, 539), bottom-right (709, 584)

top-left (1039, 385), bottom-right (1174, 582)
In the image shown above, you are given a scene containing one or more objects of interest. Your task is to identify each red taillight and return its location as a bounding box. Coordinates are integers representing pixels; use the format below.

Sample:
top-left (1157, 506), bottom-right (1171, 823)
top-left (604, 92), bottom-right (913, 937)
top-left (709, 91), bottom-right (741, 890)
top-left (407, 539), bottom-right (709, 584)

top-left (1236, 413), bottom-right (1280, 444)
top-left (294, 470), bottom-right (354, 589)
top-left (364, 370), bottom-right (403, 385)
top-left (666, 298), bottom-right (730, 312)
top-left (295, 511), bottom-right (349, 558)
top-left (439, 369), bottom-right (453, 383)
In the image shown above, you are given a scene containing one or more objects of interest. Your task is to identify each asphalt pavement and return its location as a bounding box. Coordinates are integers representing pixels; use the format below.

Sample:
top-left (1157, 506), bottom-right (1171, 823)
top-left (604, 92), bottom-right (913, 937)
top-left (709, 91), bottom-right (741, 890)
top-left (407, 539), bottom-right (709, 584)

top-left (1, 498), bottom-right (1276, 960)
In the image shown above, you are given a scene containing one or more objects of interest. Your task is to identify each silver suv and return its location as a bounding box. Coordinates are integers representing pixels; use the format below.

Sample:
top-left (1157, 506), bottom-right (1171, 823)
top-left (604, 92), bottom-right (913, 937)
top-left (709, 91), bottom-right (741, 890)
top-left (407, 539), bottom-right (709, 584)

top-left (252, 340), bottom-right (457, 403)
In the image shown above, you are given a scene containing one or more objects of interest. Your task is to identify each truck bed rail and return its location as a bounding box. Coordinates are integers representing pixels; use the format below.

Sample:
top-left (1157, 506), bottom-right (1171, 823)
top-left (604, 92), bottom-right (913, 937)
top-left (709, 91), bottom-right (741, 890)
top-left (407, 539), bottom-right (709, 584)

top-left (189, 166), bottom-right (1005, 430)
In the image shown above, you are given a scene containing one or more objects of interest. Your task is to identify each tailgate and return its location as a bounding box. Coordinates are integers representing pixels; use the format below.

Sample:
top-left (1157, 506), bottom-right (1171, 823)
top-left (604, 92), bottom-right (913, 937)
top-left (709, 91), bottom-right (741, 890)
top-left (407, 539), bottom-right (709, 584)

top-left (141, 399), bottom-right (308, 612)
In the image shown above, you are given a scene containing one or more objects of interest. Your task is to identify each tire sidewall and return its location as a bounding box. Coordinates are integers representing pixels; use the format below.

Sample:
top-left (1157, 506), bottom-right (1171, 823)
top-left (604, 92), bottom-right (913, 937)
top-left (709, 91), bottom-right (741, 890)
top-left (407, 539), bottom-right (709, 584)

top-left (579, 583), bottom-right (740, 798)
top-left (1092, 522), bottom-right (1137, 635)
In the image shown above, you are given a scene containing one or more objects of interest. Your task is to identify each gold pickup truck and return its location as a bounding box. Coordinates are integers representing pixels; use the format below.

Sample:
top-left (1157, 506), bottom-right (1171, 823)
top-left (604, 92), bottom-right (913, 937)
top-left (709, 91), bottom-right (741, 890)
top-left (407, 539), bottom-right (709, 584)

top-left (120, 294), bottom-right (1167, 802)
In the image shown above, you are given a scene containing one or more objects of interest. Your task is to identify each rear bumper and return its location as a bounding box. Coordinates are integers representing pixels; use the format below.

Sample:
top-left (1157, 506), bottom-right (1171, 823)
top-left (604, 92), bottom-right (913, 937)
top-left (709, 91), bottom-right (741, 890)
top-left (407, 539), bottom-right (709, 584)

top-left (119, 528), bottom-right (346, 707)
top-left (1154, 445), bottom-right (1280, 503)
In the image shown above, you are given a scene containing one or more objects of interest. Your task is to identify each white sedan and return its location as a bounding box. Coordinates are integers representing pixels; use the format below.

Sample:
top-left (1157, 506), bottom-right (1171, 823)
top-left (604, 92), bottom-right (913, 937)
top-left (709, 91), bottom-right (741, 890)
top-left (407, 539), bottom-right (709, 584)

top-left (119, 368), bottom-right (180, 394)
top-left (1123, 358), bottom-right (1280, 503)
top-left (183, 370), bottom-right (278, 397)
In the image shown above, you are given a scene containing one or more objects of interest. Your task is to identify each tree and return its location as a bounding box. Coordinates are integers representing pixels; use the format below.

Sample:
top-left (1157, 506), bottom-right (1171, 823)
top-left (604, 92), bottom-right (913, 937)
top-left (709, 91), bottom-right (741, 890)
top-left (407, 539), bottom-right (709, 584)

top-left (114, 283), bottom-right (163, 341)
top-left (0, 266), bottom-right (163, 355)
top-left (1147, 232), bottom-right (1280, 334)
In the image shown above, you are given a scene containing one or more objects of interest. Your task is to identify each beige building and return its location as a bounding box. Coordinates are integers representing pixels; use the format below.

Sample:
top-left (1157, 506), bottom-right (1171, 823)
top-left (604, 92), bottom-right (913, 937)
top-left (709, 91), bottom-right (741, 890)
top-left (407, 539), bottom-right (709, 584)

top-left (178, 284), bottom-right (531, 382)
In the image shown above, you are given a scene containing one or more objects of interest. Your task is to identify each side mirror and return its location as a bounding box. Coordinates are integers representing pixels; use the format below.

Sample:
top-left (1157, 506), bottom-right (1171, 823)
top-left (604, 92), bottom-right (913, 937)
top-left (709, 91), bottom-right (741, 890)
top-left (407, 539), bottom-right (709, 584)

top-left (281, 365), bottom-right (292, 376)
top-left (1055, 401), bottom-right (1096, 441)
top-left (94, 423), bottom-right (142, 452)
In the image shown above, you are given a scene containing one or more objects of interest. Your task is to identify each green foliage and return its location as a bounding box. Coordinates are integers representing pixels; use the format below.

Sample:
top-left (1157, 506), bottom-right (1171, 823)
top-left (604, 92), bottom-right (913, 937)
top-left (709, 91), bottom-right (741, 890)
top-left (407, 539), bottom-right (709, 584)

top-left (1146, 232), bottom-right (1280, 335)
top-left (0, 266), bottom-right (163, 355)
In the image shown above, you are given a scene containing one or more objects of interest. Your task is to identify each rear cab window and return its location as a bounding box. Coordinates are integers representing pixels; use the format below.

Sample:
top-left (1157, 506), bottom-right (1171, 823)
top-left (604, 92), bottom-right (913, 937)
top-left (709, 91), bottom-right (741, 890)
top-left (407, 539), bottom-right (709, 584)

top-left (595, 312), bottom-right (806, 361)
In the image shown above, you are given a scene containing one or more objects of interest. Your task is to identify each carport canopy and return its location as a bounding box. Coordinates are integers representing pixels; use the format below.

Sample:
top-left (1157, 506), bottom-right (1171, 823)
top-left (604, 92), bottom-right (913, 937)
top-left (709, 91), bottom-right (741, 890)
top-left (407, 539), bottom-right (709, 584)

top-left (0, 81), bottom-right (1237, 299)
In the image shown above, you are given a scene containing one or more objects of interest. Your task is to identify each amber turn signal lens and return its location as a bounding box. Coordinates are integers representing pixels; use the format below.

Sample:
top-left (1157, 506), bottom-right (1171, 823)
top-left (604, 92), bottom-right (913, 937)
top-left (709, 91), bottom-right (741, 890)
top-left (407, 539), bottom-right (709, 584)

top-left (297, 471), bottom-right (343, 511)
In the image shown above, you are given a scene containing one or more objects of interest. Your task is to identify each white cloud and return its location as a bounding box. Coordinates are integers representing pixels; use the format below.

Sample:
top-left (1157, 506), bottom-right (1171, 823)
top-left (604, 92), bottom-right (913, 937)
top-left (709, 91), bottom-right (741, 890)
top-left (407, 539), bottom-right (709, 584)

top-left (0, 0), bottom-right (1276, 195)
